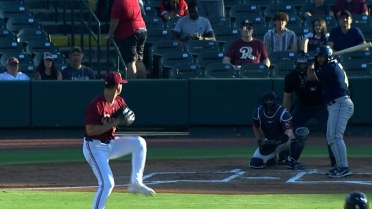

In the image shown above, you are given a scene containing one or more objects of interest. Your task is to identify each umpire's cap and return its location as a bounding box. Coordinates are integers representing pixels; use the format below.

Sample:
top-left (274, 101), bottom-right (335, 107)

top-left (105, 72), bottom-right (128, 85)
top-left (345, 191), bottom-right (369, 209)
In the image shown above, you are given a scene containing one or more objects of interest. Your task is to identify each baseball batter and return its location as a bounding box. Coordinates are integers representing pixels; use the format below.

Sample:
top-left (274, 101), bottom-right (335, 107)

top-left (83, 72), bottom-right (155, 209)
top-left (307, 45), bottom-right (354, 178)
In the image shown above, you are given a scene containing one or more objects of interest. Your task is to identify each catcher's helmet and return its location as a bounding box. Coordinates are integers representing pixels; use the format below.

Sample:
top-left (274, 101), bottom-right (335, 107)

top-left (345, 191), bottom-right (369, 209)
top-left (261, 91), bottom-right (279, 115)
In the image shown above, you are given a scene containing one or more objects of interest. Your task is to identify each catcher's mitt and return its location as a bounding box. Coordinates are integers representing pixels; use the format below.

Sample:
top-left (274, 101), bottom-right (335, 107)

top-left (258, 138), bottom-right (278, 155)
top-left (115, 107), bottom-right (135, 126)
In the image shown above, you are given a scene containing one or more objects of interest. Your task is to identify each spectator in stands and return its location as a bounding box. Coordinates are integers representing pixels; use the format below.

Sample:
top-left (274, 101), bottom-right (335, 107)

top-left (0, 57), bottom-right (30, 80)
top-left (223, 19), bottom-right (270, 68)
top-left (334, 0), bottom-right (369, 16)
top-left (34, 52), bottom-right (62, 80)
top-left (107, 0), bottom-right (148, 79)
top-left (301, 0), bottom-right (334, 18)
top-left (301, 18), bottom-right (330, 53)
top-left (61, 47), bottom-right (96, 80)
top-left (327, 10), bottom-right (367, 52)
top-left (263, 12), bottom-right (297, 54)
top-left (196, 0), bottom-right (225, 18)
top-left (172, 1), bottom-right (215, 42)
top-left (159, 0), bottom-right (188, 22)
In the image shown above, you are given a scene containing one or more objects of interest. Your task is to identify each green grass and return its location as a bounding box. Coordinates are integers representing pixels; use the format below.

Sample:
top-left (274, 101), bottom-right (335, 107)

top-left (1, 146), bottom-right (371, 166)
top-left (1, 146), bottom-right (371, 209)
top-left (1, 190), bottom-right (367, 209)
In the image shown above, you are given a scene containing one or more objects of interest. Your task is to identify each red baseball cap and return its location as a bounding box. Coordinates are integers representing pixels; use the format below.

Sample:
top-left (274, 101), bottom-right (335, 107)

top-left (104, 72), bottom-right (128, 85)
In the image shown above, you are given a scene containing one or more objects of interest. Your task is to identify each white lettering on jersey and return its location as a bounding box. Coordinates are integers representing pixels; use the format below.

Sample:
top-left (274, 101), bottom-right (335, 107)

top-left (240, 46), bottom-right (256, 60)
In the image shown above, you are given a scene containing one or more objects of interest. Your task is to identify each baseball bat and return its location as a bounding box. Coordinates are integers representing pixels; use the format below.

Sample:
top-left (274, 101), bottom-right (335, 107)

top-left (333, 42), bottom-right (372, 56)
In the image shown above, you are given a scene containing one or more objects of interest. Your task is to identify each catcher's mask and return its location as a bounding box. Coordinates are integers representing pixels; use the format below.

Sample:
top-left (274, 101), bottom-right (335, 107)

top-left (261, 91), bottom-right (279, 116)
top-left (345, 191), bottom-right (369, 209)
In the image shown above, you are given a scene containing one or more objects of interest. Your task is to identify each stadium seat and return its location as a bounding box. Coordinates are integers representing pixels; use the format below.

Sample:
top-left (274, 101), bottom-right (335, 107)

top-left (159, 51), bottom-right (194, 78)
top-left (194, 50), bottom-right (224, 69)
top-left (186, 40), bottom-right (220, 55)
top-left (204, 63), bottom-right (238, 78)
top-left (17, 28), bottom-right (50, 44)
top-left (0, 39), bottom-right (24, 54)
top-left (0, 28), bottom-right (16, 42)
top-left (6, 16), bottom-right (41, 33)
top-left (239, 63), bottom-right (271, 78)
top-left (25, 40), bottom-right (58, 55)
top-left (272, 62), bottom-right (295, 78)
top-left (264, 4), bottom-right (298, 20)
top-left (341, 59), bottom-right (372, 77)
top-left (229, 3), bottom-right (263, 20)
top-left (146, 27), bottom-right (173, 44)
top-left (149, 39), bottom-right (185, 77)
top-left (168, 63), bottom-right (204, 79)
top-left (269, 51), bottom-right (297, 63)
top-left (212, 24), bottom-right (239, 45)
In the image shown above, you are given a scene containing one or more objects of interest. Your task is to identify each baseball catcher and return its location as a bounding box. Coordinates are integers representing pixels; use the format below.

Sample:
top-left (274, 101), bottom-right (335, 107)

top-left (249, 91), bottom-right (308, 169)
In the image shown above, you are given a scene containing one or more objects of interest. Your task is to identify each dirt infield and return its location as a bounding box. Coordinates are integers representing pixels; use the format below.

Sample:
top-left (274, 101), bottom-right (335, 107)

top-left (1, 134), bottom-right (372, 194)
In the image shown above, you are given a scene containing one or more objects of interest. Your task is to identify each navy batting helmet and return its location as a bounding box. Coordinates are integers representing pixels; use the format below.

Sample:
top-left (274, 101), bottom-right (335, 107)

top-left (315, 45), bottom-right (333, 60)
top-left (345, 191), bottom-right (369, 209)
top-left (261, 91), bottom-right (279, 115)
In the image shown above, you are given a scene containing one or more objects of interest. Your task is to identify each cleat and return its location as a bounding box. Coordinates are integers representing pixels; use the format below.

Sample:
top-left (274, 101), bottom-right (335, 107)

top-left (128, 182), bottom-right (156, 196)
top-left (286, 159), bottom-right (304, 170)
top-left (328, 167), bottom-right (351, 178)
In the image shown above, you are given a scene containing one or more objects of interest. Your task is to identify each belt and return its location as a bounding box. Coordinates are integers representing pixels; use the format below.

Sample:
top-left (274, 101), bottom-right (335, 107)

top-left (327, 95), bottom-right (349, 106)
top-left (84, 137), bottom-right (111, 144)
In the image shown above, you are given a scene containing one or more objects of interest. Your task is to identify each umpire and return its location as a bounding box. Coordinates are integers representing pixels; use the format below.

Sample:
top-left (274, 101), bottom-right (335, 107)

top-left (283, 51), bottom-right (335, 166)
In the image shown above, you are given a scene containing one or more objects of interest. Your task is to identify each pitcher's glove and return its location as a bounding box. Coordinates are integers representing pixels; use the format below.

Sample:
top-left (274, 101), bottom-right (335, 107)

top-left (114, 107), bottom-right (135, 126)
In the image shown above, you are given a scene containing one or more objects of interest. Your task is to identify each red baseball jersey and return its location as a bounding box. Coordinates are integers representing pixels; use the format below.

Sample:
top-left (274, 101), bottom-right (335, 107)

top-left (85, 95), bottom-right (127, 140)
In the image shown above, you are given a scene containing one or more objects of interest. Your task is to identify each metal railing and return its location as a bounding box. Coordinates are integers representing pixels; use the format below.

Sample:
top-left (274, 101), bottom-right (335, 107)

top-left (46, 0), bottom-right (126, 78)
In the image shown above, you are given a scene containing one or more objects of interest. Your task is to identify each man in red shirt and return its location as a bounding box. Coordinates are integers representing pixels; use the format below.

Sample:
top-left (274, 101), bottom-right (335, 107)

top-left (223, 19), bottom-right (270, 68)
top-left (107, 0), bottom-right (148, 79)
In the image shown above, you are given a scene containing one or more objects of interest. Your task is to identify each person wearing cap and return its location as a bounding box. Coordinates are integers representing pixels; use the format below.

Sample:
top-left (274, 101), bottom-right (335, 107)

top-left (223, 19), bottom-right (270, 68)
top-left (83, 71), bottom-right (155, 209)
top-left (34, 52), bottom-right (62, 80)
top-left (0, 57), bottom-right (30, 80)
top-left (61, 46), bottom-right (96, 80)
top-left (283, 51), bottom-right (335, 167)
top-left (263, 12), bottom-right (297, 54)
top-left (327, 10), bottom-right (367, 52)
top-left (106, 0), bottom-right (148, 79)
top-left (334, 0), bottom-right (369, 17)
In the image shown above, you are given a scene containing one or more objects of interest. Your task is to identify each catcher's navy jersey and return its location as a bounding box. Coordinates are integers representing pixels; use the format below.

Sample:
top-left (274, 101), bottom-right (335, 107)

top-left (253, 105), bottom-right (293, 141)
